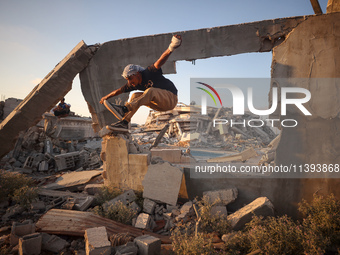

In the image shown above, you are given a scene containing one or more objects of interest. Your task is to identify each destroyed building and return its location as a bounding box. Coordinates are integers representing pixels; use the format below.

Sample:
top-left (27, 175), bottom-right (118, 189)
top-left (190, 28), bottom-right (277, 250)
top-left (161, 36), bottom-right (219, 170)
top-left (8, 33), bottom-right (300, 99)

top-left (0, 0), bottom-right (340, 254)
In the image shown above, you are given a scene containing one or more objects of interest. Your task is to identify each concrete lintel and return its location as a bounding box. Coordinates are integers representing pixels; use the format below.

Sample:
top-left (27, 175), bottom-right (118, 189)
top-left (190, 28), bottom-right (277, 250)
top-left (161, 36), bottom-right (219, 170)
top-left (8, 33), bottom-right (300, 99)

top-left (0, 41), bottom-right (95, 159)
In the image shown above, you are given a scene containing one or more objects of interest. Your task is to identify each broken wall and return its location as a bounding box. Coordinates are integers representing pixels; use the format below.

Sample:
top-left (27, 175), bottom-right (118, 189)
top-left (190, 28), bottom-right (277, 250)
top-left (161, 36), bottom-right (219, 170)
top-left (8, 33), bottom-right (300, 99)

top-left (79, 16), bottom-right (307, 131)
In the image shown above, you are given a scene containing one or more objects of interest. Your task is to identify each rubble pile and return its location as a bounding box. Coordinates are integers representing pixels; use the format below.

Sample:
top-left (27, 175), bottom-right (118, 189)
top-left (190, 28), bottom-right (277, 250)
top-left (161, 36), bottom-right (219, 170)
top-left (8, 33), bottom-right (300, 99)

top-left (0, 165), bottom-right (275, 254)
top-left (0, 117), bottom-right (102, 174)
top-left (135, 104), bottom-right (278, 152)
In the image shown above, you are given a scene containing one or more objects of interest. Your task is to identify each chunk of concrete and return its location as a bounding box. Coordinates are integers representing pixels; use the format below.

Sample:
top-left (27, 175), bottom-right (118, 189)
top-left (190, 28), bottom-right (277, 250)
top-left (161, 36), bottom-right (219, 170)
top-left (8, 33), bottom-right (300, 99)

top-left (134, 235), bottom-right (161, 255)
top-left (115, 242), bottom-right (138, 255)
top-left (211, 205), bottom-right (228, 217)
top-left (203, 188), bottom-right (238, 206)
top-left (227, 197), bottom-right (274, 230)
top-left (74, 196), bottom-right (94, 211)
top-left (85, 226), bottom-right (111, 255)
top-left (10, 220), bottom-right (35, 246)
top-left (18, 233), bottom-right (42, 255)
top-left (142, 162), bottom-right (183, 206)
top-left (143, 198), bottom-right (157, 214)
top-left (103, 189), bottom-right (136, 211)
top-left (84, 184), bottom-right (104, 195)
top-left (134, 213), bottom-right (151, 230)
top-left (41, 233), bottom-right (69, 253)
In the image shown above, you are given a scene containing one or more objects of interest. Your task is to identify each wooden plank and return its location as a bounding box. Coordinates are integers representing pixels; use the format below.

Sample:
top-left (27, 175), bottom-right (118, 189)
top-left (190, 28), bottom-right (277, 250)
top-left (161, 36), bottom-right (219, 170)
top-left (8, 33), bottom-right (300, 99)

top-left (36, 209), bottom-right (171, 244)
top-left (310, 0), bottom-right (323, 14)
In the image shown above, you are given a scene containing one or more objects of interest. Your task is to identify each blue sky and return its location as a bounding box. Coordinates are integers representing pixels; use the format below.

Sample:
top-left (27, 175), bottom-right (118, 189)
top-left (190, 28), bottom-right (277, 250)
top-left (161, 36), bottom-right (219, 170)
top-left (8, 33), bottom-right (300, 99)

top-left (0, 0), bottom-right (328, 124)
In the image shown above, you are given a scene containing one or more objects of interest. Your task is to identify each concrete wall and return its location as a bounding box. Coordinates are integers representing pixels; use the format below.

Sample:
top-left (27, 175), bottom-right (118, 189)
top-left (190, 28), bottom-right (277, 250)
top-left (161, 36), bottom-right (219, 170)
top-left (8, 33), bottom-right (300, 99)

top-left (82, 13), bottom-right (340, 217)
top-left (79, 16), bottom-right (307, 131)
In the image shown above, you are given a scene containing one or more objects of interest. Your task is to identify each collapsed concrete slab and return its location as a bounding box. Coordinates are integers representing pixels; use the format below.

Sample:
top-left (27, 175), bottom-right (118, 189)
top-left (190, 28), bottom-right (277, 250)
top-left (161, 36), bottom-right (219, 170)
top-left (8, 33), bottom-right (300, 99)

top-left (0, 41), bottom-right (96, 159)
top-left (227, 197), bottom-right (274, 230)
top-left (142, 162), bottom-right (183, 206)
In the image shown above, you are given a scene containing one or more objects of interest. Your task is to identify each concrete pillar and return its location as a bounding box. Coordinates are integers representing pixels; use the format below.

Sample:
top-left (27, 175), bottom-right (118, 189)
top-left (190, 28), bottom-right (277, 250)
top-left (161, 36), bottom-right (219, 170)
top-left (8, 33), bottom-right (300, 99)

top-left (101, 135), bottom-right (148, 190)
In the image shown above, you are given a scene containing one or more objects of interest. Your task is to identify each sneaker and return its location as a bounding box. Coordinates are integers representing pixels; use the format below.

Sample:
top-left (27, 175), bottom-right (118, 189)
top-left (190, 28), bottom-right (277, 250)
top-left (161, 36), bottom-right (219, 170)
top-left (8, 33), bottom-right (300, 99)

top-left (104, 100), bottom-right (126, 120)
top-left (107, 120), bottom-right (129, 132)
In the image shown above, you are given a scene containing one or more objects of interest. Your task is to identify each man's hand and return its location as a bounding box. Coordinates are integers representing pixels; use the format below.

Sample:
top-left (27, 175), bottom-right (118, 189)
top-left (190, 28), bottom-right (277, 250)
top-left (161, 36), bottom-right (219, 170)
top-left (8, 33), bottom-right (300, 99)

top-left (99, 96), bottom-right (107, 104)
top-left (168, 34), bottom-right (182, 52)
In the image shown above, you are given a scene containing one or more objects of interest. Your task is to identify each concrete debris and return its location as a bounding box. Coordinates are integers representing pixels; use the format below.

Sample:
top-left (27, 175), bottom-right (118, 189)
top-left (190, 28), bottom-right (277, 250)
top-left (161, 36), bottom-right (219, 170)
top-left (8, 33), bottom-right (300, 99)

top-left (41, 233), bottom-right (70, 253)
top-left (227, 197), bottom-right (274, 230)
top-left (18, 232), bottom-right (42, 255)
top-left (114, 242), bottom-right (138, 255)
top-left (203, 188), bottom-right (238, 206)
top-left (85, 226), bottom-right (111, 255)
top-left (134, 235), bottom-right (161, 255)
top-left (103, 190), bottom-right (136, 211)
top-left (10, 220), bottom-right (35, 246)
top-left (142, 162), bottom-right (183, 206)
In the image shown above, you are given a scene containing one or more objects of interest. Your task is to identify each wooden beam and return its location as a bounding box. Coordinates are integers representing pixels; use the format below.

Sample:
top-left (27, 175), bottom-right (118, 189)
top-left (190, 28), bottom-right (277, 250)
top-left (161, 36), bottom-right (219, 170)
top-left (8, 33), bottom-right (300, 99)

top-left (36, 209), bottom-right (171, 244)
top-left (310, 0), bottom-right (323, 14)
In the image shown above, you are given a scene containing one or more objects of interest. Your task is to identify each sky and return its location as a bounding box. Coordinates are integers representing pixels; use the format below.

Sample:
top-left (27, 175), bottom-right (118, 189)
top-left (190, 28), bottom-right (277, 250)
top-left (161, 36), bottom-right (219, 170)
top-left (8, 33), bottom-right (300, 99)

top-left (0, 0), bottom-right (328, 124)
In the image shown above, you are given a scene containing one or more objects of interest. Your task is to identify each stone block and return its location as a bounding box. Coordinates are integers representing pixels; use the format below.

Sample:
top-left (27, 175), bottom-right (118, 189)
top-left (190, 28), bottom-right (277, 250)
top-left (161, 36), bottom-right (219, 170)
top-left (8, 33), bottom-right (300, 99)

top-left (38, 161), bottom-right (49, 171)
top-left (10, 220), bottom-right (35, 246)
top-left (143, 198), bottom-right (157, 214)
top-left (142, 162), bottom-right (183, 206)
top-left (18, 233), bottom-right (42, 255)
top-left (41, 233), bottom-right (69, 253)
top-left (31, 201), bottom-right (46, 212)
top-left (74, 196), bottom-right (94, 211)
top-left (115, 241), bottom-right (138, 255)
top-left (134, 235), bottom-right (161, 255)
top-left (211, 205), bottom-right (228, 217)
top-left (203, 188), bottom-right (238, 206)
top-left (227, 197), bottom-right (274, 230)
top-left (103, 190), bottom-right (136, 211)
top-left (85, 226), bottom-right (111, 255)
top-left (84, 184), bottom-right (104, 195)
top-left (134, 213), bottom-right (151, 229)
top-left (180, 201), bottom-right (193, 214)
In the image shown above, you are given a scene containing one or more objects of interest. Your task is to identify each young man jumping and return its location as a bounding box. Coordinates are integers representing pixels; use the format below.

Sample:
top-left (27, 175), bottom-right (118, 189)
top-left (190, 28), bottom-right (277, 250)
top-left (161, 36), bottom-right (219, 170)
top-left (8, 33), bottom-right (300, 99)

top-left (99, 34), bottom-right (182, 132)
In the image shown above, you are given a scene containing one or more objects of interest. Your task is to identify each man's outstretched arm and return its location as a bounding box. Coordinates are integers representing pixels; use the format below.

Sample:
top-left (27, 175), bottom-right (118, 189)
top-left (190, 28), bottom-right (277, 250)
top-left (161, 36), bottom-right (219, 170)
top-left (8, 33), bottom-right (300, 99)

top-left (154, 34), bottom-right (182, 70)
top-left (99, 88), bottom-right (123, 104)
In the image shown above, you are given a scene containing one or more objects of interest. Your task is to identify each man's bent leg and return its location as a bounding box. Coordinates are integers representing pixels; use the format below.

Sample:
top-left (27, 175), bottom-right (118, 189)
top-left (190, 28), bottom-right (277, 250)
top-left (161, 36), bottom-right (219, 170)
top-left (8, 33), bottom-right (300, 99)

top-left (123, 88), bottom-right (177, 122)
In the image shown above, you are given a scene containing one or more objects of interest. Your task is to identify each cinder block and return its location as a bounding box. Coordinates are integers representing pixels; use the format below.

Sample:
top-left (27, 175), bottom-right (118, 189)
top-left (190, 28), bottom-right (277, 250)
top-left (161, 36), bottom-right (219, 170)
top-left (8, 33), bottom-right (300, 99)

top-left (115, 242), bottom-right (138, 255)
top-left (227, 197), bottom-right (274, 230)
top-left (143, 198), bottom-right (156, 214)
top-left (203, 188), bottom-right (238, 206)
top-left (134, 235), bottom-right (161, 255)
top-left (10, 220), bottom-right (35, 246)
top-left (74, 196), bottom-right (94, 211)
top-left (38, 161), bottom-right (49, 171)
top-left (19, 233), bottom-right (42, 255)
top-left (103, 190), bottom-right (136, 211)
top-left (41, 233), bottom-right (69, 253)
top-left (85, 226), bottom-right (111, 255)
top-left (134, 213), bottom-right (151, 229)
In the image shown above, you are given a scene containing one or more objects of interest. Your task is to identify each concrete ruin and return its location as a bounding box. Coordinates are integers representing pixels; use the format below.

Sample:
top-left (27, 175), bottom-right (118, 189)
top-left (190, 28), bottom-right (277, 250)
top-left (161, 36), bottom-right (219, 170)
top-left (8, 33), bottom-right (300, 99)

top-left (0, 1), bottom-right (339, 219)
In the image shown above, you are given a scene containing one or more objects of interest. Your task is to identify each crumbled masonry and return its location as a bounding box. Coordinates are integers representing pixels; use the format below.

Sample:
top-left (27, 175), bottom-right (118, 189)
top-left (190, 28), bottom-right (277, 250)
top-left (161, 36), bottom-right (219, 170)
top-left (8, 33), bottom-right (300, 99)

top-left (1, 6), bottom-right (340, 253)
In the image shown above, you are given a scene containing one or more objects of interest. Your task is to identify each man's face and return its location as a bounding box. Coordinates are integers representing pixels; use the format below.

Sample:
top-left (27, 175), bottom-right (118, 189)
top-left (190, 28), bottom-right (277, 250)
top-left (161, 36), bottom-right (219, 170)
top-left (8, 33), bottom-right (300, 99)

top-left (126, 72), bottom-right (141, 86)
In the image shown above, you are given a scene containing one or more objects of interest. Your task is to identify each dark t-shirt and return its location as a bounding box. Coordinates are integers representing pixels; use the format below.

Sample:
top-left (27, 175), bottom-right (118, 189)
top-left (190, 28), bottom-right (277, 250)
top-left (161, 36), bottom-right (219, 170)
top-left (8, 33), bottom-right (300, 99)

top-left (120, 65), bottom-right (178, 95)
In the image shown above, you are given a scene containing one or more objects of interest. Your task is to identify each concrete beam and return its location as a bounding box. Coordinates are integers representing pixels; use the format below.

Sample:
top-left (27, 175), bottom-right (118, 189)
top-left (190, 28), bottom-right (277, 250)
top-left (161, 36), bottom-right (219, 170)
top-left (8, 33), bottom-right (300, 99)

top-left (0, 41), bottom-right (95, 159)
top-left (310, 0), bottom-right (323, 14)
top-left (80, 16), bottom-right (308, 129)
